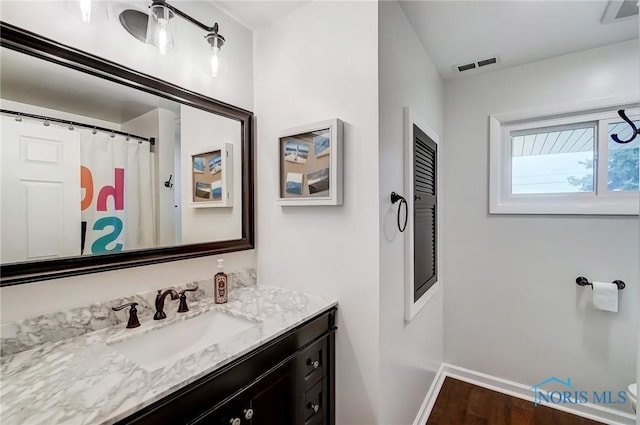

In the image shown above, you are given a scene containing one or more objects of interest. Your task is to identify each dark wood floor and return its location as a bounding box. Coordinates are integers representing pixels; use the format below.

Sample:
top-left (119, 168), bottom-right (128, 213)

top-left (426, 377), bottom-right (605, 425)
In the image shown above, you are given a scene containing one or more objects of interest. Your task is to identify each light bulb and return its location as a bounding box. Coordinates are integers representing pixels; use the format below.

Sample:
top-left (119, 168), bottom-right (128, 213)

top-left (156, 20), bottom-right (169, 55)
top-left (80, 0), bottom-right (91, 23)
top-left (210, 46), bottom-right (220, 77)
top-left (150, 4), bottom-right (175, 55)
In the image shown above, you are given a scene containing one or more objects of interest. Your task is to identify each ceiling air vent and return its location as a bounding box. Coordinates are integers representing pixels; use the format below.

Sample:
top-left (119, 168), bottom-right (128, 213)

top-left (477, 57), bottom-right (497, 67)
top-left (457, 63), bottom-right (476, 72)
top-left (602, 0), bottom-right (639, 24)
top-left (454, 55), bottom-right (500, 74)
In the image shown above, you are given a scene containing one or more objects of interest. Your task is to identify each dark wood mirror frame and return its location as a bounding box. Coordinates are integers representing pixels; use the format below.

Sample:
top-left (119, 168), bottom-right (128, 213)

top-left (0, 22), bottom-right (254, 287)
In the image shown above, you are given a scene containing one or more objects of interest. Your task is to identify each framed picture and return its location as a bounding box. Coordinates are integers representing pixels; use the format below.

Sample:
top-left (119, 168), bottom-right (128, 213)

top-left (277, 118), bottom-right (343, 206)
top-left (190, 143), bottom-right (233, 208)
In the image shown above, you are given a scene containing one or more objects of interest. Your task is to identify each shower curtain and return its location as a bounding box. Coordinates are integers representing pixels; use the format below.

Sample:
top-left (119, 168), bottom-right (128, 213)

top-left (80, 132), bottom-right (155, 255)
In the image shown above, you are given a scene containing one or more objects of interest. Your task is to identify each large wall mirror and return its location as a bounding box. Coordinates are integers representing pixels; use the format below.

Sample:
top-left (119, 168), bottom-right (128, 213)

top-left (0, 23), bottom-right (254, 286)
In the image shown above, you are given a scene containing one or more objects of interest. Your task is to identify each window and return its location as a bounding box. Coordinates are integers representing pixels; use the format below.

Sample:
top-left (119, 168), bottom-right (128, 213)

top-left (490, 105), bottom-right (639, 215)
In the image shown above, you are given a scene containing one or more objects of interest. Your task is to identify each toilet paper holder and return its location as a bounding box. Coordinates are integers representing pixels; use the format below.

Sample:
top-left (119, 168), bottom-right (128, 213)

top-left (576, 276), bottom-right (625, 290)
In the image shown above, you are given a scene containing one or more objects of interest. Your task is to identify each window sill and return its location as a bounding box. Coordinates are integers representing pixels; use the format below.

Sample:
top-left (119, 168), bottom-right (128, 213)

top-left (490, 193), bottom-right (639, 215)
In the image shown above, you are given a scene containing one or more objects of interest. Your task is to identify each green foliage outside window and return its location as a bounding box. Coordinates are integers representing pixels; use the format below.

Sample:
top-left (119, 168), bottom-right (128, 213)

top-left (567, 147), bottom-right (639, 192)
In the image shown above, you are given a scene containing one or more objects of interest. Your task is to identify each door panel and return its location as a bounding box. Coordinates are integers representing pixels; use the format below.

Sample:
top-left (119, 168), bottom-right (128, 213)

top-left (1, 117), bottom-right (81, 262)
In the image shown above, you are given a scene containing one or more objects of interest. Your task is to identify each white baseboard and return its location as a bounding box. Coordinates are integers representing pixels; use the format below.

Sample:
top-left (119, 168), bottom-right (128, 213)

top-left (412, 363), bottom-right (447, 425)
top-left (413, 363), bottom-right (636, 425)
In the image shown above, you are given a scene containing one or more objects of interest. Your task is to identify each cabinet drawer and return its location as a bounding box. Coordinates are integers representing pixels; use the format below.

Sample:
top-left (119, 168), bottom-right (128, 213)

top-left (304, 380), bottom-right (325, 423)
top-left (297, 339), bottom-right (326, 391)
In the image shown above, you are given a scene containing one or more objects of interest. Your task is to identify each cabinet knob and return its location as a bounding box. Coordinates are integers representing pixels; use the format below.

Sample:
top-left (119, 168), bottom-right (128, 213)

top-left (307, 359), bottom-right (320, 369)
top-left (307, 402), bottom-right (320, 413)
top-left (244, 408), bottom-right (254, 420)
top-left (230, 418), bottom-right (241, 425)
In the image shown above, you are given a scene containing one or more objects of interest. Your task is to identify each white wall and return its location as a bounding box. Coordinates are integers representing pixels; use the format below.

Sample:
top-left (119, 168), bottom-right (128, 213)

top-left (443, 40), bottom-right (639, 406)
top-left (254, 2), bottom-right (380, 424)
top-left (0, 1), bottom-right (255, 323)
top-left (0, 1), bottom-right (253, 111)
top-left (180, 105), bottom-right (242, 243)
top-left (378, 2), bottom-right (444, 424)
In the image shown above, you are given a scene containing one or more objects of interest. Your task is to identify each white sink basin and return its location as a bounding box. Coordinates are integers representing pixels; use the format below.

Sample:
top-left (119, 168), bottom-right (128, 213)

top-left (108, 310), bottom-right (259, 371)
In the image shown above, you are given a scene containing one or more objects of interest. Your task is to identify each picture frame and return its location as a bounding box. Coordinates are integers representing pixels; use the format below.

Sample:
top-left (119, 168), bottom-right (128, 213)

top-left (190, 143), bottom-right (233, 208)
top-left (277, 118), bottom-right (343, 206)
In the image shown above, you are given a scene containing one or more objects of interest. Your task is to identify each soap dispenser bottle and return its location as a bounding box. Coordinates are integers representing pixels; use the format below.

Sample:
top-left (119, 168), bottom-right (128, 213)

top-left (214, 259), bottom-right (228, 304)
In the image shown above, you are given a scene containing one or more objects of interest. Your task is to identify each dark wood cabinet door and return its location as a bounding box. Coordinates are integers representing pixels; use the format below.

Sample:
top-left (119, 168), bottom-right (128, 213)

top-left (192, 362), bottom-right (294, 425)
top-left (249, 367), bottom-right (293, 425)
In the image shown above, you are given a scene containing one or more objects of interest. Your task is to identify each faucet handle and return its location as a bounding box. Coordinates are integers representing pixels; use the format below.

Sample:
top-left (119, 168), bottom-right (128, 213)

top-left (112, 302), bottom-right (141, 329)
top-left (177, 287), bottom-right (198, 313)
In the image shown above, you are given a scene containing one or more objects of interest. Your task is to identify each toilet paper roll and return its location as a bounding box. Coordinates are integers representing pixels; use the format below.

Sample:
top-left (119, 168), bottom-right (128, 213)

top-left (592, 281), bottom-right (618, 312)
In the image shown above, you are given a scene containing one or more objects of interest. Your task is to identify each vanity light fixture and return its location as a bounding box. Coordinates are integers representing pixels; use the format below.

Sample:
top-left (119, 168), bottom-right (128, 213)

top-left (119, 1), bottom-right (225, 77)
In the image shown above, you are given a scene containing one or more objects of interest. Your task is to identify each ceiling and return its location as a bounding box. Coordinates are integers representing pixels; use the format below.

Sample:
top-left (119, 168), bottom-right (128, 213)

top-left (398, 0), bottom-right (640, 80)
top-left (211, 0), bottom-right (311, 30)
top-left (209, 0), bottom-right (638, 80)
top-left (0, 47), bottom-right (178, 124)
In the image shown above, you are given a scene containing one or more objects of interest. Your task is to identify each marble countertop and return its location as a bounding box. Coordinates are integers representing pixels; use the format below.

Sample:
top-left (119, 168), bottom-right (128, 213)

top-left (0, 285), bottom-right (337, 425)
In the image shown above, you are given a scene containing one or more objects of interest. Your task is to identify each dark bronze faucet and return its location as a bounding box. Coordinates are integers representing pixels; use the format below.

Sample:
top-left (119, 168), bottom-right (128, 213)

top-left (154, 289), bottom-right (179, 320)
top-left (178, 287), bottom-right (199, 313)
top-left (112, 302), bottom-right (141, 328)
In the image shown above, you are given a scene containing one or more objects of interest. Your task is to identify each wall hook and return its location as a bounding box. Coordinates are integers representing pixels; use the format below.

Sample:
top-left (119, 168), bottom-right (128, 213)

top-left (164, 174), bottom-right (174, 188)
top-left (611, 109), bottom-right (639, 144)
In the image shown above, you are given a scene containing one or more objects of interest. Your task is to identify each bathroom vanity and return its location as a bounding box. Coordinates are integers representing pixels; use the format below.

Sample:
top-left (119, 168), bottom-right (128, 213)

top-left (0, 278), bottom-right (337, 425)
top-left (118, 306), bottom-right (336, 425)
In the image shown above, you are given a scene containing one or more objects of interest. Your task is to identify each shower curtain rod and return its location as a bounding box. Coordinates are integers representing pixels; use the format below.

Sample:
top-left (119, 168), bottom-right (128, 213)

top-left (0, 109), bottom-right (156, 145)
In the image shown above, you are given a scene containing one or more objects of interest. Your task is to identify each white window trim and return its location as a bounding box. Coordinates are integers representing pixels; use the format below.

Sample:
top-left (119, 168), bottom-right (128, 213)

top-left (489, 96), bottom-right (640, 215)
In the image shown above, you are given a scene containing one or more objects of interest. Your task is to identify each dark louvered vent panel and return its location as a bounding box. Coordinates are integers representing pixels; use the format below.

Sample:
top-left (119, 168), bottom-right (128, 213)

top-left (415, 142), bottom-right (435, 195)
top-left (413, 124), bottom-right (437, 301)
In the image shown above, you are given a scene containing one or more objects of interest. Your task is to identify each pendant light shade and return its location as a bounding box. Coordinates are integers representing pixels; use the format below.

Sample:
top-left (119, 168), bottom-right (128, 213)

top-left (206, 24), bottom-right (225, 78)
top-left (147, 1), bottom-right (176, 55)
